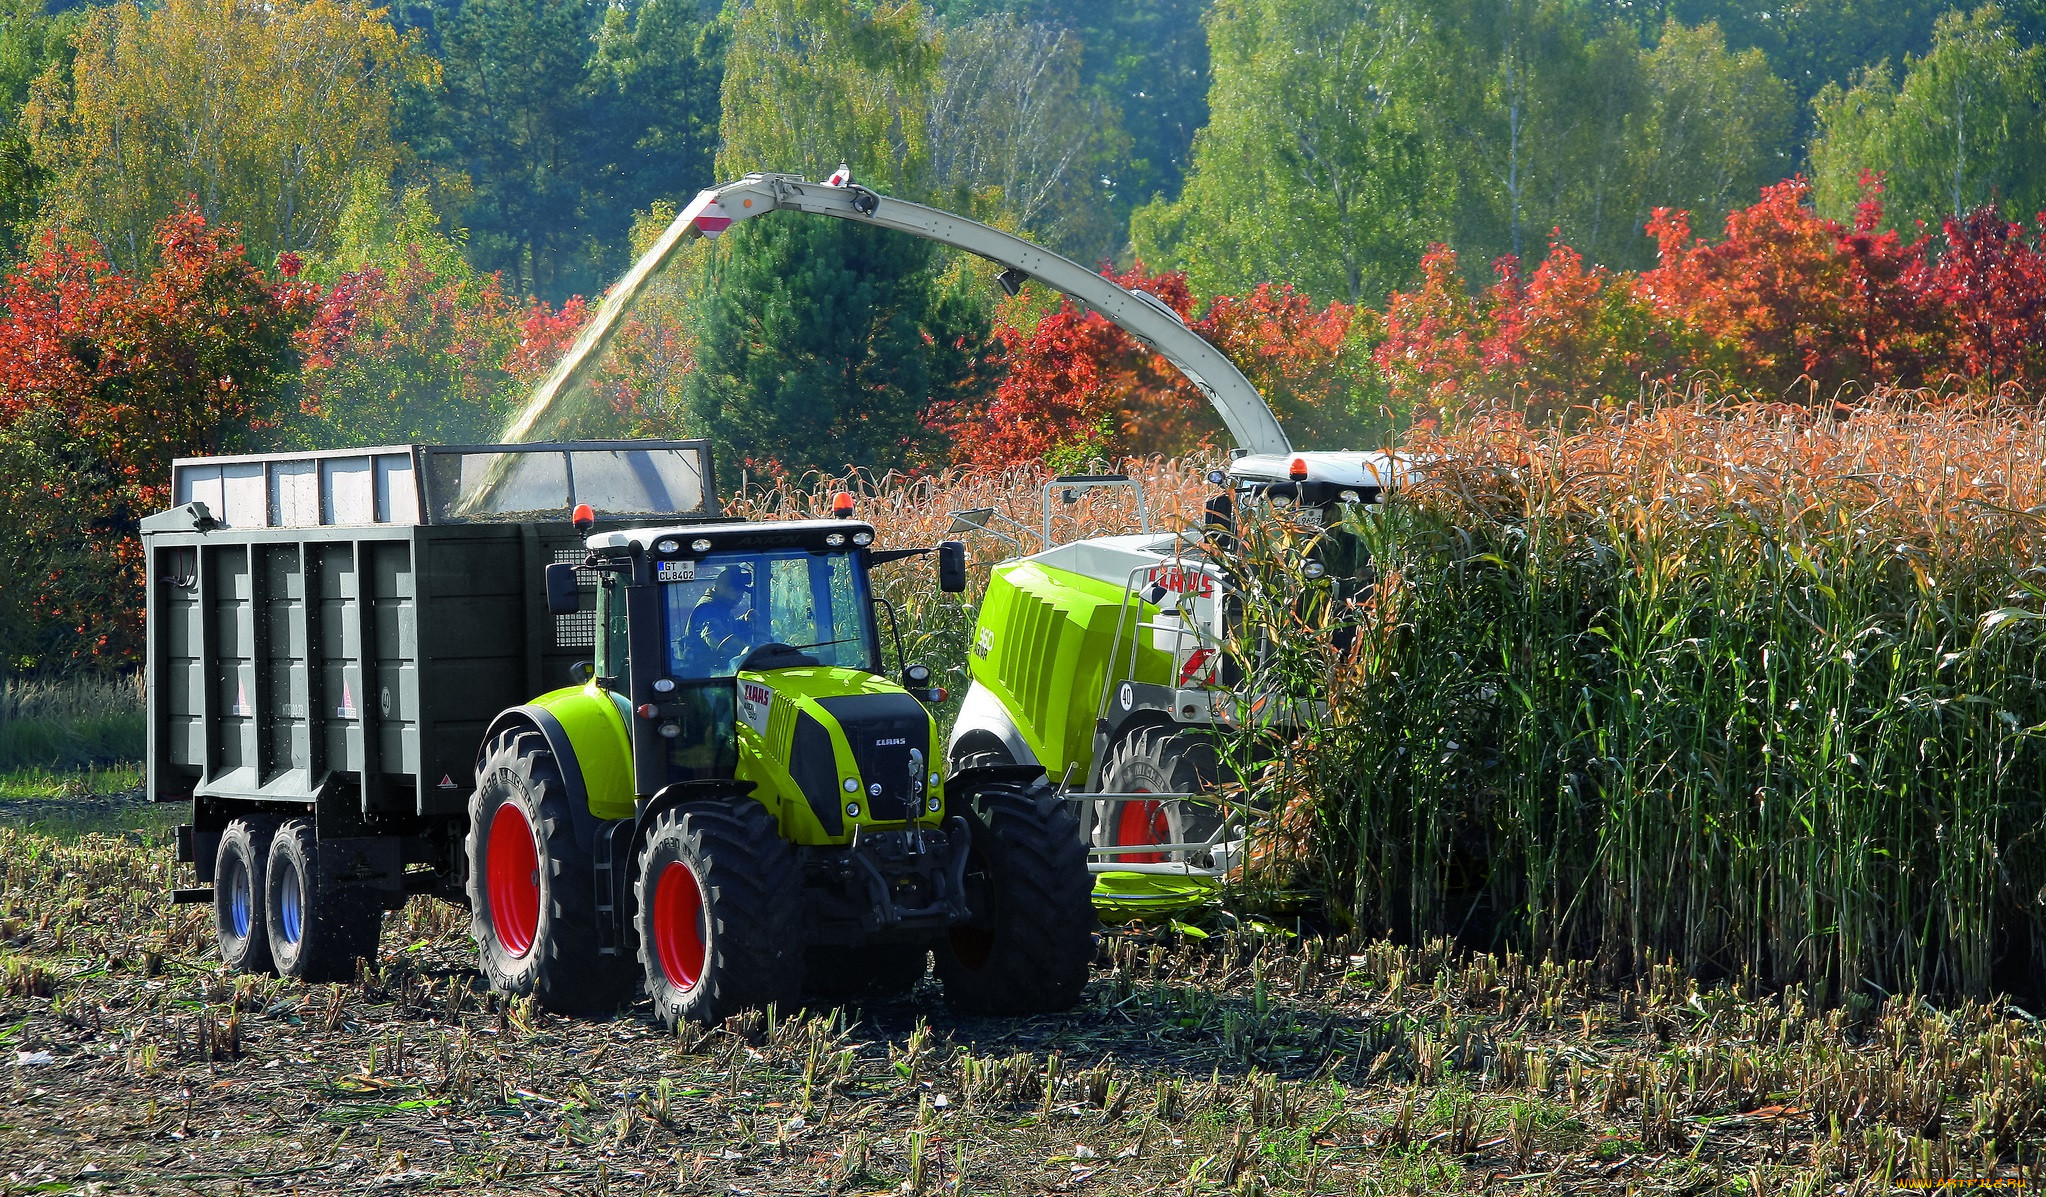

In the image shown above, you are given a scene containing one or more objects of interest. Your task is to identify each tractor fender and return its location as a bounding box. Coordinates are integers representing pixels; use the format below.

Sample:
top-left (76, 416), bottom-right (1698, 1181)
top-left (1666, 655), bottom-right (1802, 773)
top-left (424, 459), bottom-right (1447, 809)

top-left (477, 685), bottom-right (636, 835)
top-left (476, 706), bottom-right (606, 857)
top-left (946, 680), bottom-right (1040, 771)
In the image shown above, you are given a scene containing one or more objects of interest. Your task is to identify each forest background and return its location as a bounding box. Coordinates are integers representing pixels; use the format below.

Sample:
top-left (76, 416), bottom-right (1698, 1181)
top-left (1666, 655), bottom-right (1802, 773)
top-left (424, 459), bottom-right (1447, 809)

top-left (6, 0), bottom-right (2046, 671)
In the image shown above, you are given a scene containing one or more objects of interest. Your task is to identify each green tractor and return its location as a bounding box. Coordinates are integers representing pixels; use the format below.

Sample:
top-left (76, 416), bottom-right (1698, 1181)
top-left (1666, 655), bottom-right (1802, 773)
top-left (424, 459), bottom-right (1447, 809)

top-left (472, 507), bottom-right (1097, 1023)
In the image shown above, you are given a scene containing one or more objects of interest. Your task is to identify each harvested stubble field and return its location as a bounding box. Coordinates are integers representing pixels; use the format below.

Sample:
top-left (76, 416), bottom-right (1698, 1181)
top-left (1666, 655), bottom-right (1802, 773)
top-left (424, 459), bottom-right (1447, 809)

top-left (3, 805), bottom-right (2045, 1196)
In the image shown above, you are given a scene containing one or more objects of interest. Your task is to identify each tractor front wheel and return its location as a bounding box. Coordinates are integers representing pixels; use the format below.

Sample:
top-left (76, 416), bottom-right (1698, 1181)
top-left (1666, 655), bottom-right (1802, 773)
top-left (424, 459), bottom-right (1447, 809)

top-left (936, 778), bottom-right (1095, 1013)
top-left (466, 729), bottom-right (636, 1014)
top-left (635, 799), bottom-right (804, 1028)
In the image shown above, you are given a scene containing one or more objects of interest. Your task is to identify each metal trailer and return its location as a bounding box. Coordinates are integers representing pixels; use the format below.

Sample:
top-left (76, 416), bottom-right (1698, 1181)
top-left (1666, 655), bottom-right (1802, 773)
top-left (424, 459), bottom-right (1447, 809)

top-left (144, 440), bottom-right (716, 924)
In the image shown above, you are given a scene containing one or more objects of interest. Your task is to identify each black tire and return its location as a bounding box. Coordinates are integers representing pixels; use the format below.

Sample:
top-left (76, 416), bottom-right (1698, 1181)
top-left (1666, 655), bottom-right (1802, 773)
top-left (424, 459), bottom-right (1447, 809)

top-left (466, 729), bottom-right (636, 1014)
top-left (215, 816), bottom-right (279, 975)
top-left (935, 780), bottom-right (1096, 1013)
top-left (1097, 726), bottom-right (1226, 868)
top-left (264, 818), bottom-right (383, 982)
top-left (636, 799), bottom-right (805, 1028)
top-left (803, 943), bottom-right (929, 1002)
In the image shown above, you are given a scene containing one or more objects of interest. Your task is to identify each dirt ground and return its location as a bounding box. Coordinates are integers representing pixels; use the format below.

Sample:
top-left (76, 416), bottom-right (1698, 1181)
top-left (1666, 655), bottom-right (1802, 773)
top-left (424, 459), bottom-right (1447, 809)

top-left (2, 796), bottom-right (2043, 1195)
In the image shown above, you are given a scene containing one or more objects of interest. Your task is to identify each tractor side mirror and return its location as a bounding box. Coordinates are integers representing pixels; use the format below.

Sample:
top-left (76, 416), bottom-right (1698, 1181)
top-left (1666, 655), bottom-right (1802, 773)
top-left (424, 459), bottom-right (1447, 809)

top-left (901, 663), bottom-right (947, 704)
top-left (545, 562), bottom-right (581, 615)
top-left (937, 541), bottom-right (968, 593)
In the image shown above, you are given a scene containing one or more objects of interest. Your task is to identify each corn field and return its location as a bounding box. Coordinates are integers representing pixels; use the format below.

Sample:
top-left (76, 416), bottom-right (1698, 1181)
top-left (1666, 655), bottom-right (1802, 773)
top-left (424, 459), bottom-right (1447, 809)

top-left (1237, 398), bottom-right (2046, 1002)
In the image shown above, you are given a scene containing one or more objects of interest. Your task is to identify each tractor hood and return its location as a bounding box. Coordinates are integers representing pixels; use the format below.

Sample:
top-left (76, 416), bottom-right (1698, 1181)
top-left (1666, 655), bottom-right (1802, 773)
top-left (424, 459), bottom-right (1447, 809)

top-left (734, 666), bottom-right (941, 840)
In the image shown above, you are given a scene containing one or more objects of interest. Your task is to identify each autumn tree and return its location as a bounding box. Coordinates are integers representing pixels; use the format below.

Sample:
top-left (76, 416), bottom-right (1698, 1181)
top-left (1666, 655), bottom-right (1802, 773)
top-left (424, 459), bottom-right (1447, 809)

top-left (943, 265), bottom-right (1373, 466)
top-left (292, 175), bottom-right (548, 448)
top-left (0, 211), bottom-right (314, 668)
top-left (24, 0), bottom-right (426, 273)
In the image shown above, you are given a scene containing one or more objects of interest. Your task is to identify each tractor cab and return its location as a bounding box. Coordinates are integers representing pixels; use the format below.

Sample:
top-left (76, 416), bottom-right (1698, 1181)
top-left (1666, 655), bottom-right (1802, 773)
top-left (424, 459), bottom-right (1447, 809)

top-left (561, 518), bottom-right (951, 830)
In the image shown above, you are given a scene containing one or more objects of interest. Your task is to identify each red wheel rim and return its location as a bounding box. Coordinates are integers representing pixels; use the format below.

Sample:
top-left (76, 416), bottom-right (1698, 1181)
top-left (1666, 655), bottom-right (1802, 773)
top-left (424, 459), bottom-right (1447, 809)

top-left (486, 802), bottom-right (541, 957)
top-left (1116, 793), bottom-right (1171, 864)
top-left (653, 861), bottom-right (708, 991)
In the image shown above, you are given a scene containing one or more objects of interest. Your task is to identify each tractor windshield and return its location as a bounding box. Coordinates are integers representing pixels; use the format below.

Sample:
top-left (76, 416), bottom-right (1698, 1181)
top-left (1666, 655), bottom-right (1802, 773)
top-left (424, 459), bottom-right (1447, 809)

top-left (662, 549), bottom-right (878, 679)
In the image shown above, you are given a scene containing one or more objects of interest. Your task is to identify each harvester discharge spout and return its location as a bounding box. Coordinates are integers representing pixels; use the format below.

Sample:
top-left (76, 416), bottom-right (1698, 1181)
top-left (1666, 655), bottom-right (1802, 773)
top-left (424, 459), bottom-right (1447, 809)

top-left (500, 171), bottom-right (1294, 458)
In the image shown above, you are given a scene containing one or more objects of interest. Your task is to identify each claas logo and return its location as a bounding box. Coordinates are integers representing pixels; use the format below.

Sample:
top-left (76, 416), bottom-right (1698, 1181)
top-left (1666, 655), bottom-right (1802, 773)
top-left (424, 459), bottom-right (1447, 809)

top-left (741, 682), bottom-right (772, 707)
top-left (1145, 564), bottom-right (1214, 598)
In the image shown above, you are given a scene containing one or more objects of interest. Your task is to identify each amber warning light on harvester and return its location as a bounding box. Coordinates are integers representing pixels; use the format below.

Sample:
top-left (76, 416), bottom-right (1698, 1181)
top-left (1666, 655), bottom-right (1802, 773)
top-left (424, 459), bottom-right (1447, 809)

top-left (692, 200), bottom-right (733, 239)
top-left (832, 491), bottom-right (855, 518)
top-left (572, 503), bottom-right (595, 533)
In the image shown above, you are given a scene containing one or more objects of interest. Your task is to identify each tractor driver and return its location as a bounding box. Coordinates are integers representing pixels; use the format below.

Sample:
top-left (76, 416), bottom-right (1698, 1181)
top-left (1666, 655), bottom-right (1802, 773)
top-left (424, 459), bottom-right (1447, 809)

top-left (682, 564), bottom-right (759, 673)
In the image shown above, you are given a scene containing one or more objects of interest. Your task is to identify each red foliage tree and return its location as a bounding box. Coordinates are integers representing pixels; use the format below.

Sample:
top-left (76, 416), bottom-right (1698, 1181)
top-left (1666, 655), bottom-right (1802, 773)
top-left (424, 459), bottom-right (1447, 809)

top-left (1378, 239), bottom-right (1678, 420)
top-left (0, 210), bottom-right (313, 669)
top-left (1921, 206), bottom-right (2046, 387)
top-left (943, 265), bottom-right (1367, 467)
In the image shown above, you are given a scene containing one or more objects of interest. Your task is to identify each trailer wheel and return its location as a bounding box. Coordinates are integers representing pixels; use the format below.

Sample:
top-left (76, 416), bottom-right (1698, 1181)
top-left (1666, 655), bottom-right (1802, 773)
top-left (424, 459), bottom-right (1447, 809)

top-left (936, 780), bottom-right (1095, 1013)
top-left (803, 944), bottom-right (929, 1003)
top-left (635, 799), bottom-right (803, 1028)
top-left (264, 818), bottom-right (382, 982)
top-left (1098, 726), bottom-right (1225, 867)
top-left (215, 817), bottom-right (279, 975)
top-left (466, 730), bottom-right (636, 1014)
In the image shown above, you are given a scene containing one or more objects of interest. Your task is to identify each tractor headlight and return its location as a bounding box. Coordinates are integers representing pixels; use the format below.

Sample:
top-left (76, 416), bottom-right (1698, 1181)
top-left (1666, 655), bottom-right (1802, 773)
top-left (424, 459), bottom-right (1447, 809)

top-left (852, 531), bottom-right (873, 546)
top-left (926, 796), bottom-right (940, 812)
top-left (826, 533), bottom-right (846, 547)
top-left (929, 771), bottom-right (940, 786)
top-left (656, 538), bottom-right (680, 553)
top-left (845, 802), bottom-right (860, 818)
top-left (1339, 490), bottom-right (1361, 504)
top-left (690, 538), bottom-right (712, 552)
top-left (842, 777), bottom-right (859, 793)
top-left (868, 782), bottom-right (882, 797)
top-left (1303, 560), bottom-right (1327, 580)
top-left (657, 722), bottom-right (680, 738)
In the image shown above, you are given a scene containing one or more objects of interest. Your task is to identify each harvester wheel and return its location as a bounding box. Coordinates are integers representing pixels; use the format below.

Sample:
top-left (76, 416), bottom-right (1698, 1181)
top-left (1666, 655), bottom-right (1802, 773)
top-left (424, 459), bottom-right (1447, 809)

top-left (803, 944), bottom-right (929, 1003)
top-left (635, 799), bottom-right (804, 1028)
top-left (936, 779), bottom-right (1095, 1013)
top-left (215, 816), bottom-right (280, 975)
top-left (264, 818), bottom-right (383, 982)
top-left (1098, 727), bottom-right (1225, 867)
top-left (466, 729), bottom-right (636, 1014)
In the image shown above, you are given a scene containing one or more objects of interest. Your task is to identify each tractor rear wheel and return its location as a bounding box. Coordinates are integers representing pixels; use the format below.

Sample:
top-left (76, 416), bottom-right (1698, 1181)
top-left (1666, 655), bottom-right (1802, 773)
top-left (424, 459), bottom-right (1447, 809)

top-left (264, 818), bottom-right (383, 982)
top-left (936, 778), bottom-right (1095, 1013)
top-left (466, 729), bottom-right (636, 1014)
top-left (803, 944), bottom-right (929, 1003)
top-left (214, 816), bottom-right (279, 975)
top-left (1097, 726), bottom-right (1225, 868)
top-left (635, 799), bottom-right (804, 1028)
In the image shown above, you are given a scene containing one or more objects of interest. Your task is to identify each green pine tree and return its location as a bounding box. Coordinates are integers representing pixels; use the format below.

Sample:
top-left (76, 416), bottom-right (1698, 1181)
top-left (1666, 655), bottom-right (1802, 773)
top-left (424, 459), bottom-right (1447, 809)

top-left (684, 216), bottom-right (991, 475)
